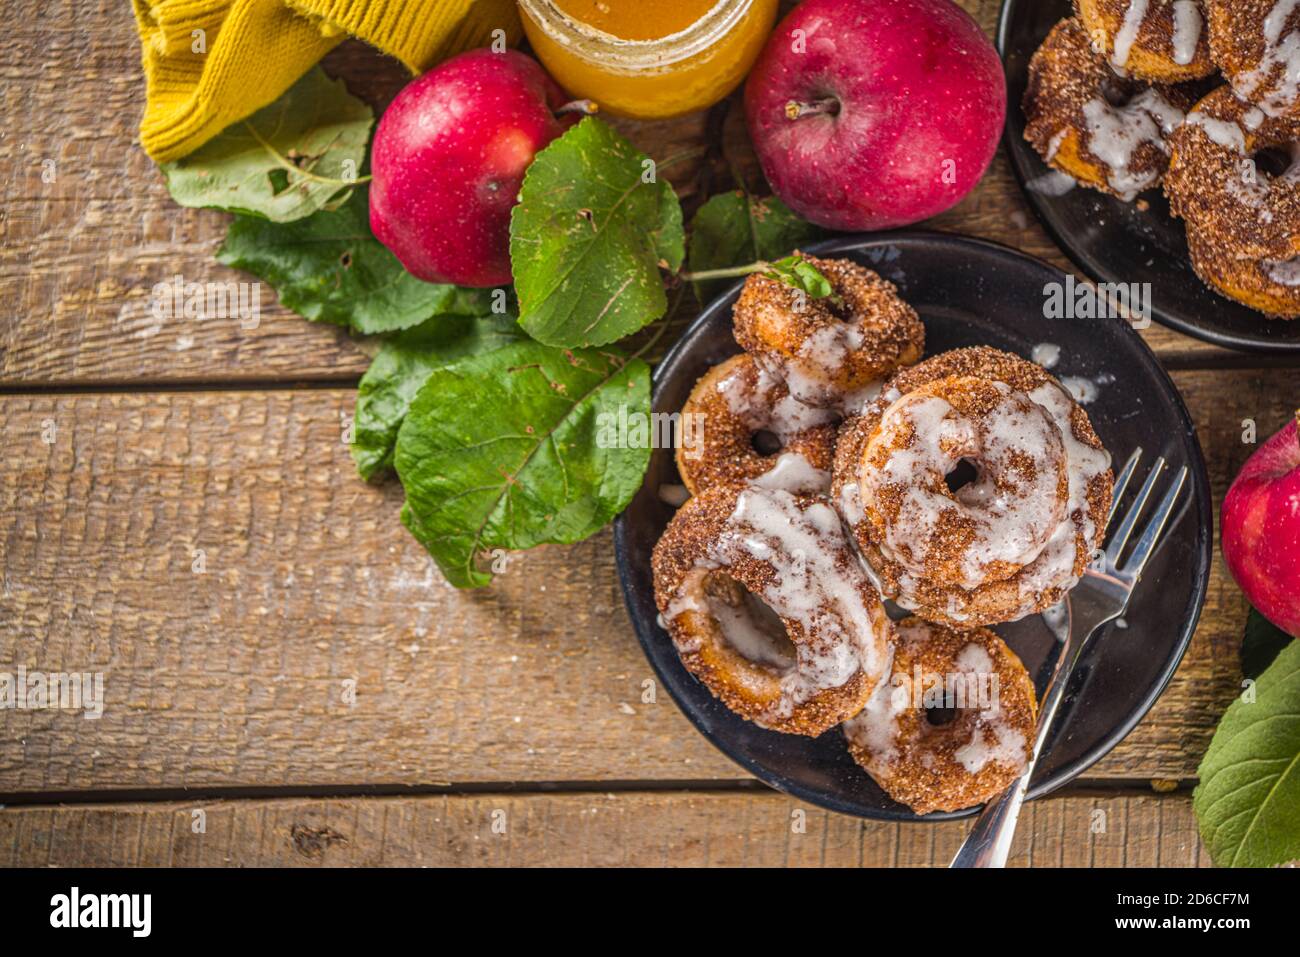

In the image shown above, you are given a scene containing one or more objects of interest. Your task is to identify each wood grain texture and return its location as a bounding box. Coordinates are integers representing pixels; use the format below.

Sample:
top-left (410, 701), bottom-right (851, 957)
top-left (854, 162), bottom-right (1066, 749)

top-left (0, 790), bottom-right (1205, 867)
top-left (0, 0), bottom-right (1233, 390)
top-left (0, 0), bottom-right (1287, 871)
top-left (1, 371), bottom-right (1288, 794)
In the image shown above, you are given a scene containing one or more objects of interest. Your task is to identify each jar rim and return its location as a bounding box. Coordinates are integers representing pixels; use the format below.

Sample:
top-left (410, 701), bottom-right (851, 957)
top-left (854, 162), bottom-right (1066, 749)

top-left (518, 0), bottom-right (754, 69)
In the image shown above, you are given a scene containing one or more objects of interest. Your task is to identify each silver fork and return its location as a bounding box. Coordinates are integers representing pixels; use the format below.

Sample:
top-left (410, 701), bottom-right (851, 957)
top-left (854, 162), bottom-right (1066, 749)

top-left (950, 448), bottom-right (1188, 868)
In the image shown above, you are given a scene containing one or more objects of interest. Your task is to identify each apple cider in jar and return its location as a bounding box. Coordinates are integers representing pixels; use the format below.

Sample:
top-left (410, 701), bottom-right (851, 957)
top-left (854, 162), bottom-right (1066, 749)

top-left (518, 0), bottom-right (778, 119)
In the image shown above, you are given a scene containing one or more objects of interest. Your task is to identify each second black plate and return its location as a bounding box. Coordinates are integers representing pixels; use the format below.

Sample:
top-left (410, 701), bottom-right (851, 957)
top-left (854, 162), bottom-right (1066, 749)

top-left (613, 232), bottom-right (1212, 821)
top-left (997, 0), bottom-right (1300, 353)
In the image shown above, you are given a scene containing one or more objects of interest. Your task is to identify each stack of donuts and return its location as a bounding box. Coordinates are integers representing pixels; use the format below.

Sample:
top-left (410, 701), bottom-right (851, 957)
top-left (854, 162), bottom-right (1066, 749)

top-left (651, 256), bottom-right (1115, 814)
top-left (1023, 1), bottom-right (1300, 318)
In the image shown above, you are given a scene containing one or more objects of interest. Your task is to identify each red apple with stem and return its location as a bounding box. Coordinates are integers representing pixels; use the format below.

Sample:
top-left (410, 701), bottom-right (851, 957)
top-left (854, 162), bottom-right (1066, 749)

top-left (370, 49), bottom-right (578, 288)
top-left (744, 0), bottom-right (1006, 232)
top-left (1222, 412), bottom-right (1300, 638)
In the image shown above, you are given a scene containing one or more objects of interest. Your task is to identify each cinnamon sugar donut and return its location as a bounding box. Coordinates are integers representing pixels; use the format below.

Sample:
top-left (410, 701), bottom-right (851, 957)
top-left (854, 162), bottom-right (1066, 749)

top-left (843, 618), bottom-right (1037, 815)
top-left (1076, 0), bottom-right (1215, 81)
top-left (1205, 0), bottom-right (1300, 119)
top-left (1186, 227), bottom-right (1300, 315)
top-left (1166, 85), bottom-right (1300, 266)
top-left (675, 354), bottom-right (838, 496)
top-left (731, 255), bottom-right (924, 411)
top-left (833, 347), bottom-right (1113, 627)
top-left (651, 485), bottom-right (894, 736)
top-left (1025, 18), bottom-right (1195, 199)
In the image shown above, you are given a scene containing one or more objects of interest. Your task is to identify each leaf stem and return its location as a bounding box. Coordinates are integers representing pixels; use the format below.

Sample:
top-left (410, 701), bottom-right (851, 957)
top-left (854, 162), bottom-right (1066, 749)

top-left (655, 146), bottom-right (710, 174)
top-left (784, 97), bottom-right (841, 120)
top-left (630, 284), bottom-right (689, 365)
top-left (243, 121), bottom-right (372, 187)
top-left (677, 260), bottom-right (772, 282)
top-left (555, 99), bottom-right (600, 118)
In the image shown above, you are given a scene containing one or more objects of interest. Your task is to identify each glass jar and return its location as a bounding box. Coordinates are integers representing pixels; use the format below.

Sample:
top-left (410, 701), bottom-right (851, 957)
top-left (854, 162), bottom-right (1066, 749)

top-left (518, 0), bottom-right (779, 120)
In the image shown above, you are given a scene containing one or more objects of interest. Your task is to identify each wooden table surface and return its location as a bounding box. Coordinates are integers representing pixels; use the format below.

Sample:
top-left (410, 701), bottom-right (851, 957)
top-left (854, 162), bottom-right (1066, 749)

top-left (1, 0), bottom-right (1289, 867)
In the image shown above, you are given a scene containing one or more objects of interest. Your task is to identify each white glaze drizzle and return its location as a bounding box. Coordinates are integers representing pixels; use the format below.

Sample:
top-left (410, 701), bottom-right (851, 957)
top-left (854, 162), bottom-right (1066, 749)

top-left (1265, 257), bottom-right (1300, 285)
top-left (1081, 89), bottom-right (1185, 200)
top-left (754, 320), bottom-right (867, 409)
top-left (954, 716), bottom-right (1028, 774)
top-left (841, 664), bottom-right (908, 765)
top-left (1060, 375), bottom-right (1101, 404)
top-left (1042, 598), bottom-right (1070, 642)
top-left (1012, 382), bottom-right (1112, 606)
top-left (1186, 111), bottom-right (1246, 152)
top-left (1031, 342), bottom-right (1061, 369)
top-left (1226, 158), bottom-right (1272, 212)
top-left (749, 451), bottom-right (832, 494)
top-left (715, 359), bottom-right (835, 435)
top-left (1171, 0), bottom-right (1203, 65)
top-left (707, 586), bottom-right (795, 669)
top-left (667, 488), bottom-right (889, 715)
top-left (1046, 129), bottom-right (1067, 162)
top-left (1112, 0), bottom-right (1151, 69)
top-left (1027, 170), bottom-right (1078, 196)
top-left (1232, 0), bottom-right (1300, 118)
top-left (863, 386), bottom-right (1068, 591)
top-left (843, 624), bottom-right (1028, 776)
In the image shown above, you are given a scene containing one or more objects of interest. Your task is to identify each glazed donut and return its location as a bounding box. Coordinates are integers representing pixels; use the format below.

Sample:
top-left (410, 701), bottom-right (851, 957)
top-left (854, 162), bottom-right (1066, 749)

top-left (1166, 85), bottom-right (1300, 266)
top-left (843, 617), bottom-right (1037, 815)
top-left (1024, 18), bottom-right (1196, 199)
top-left (675, 354), bottom-right (838, 496)
top-left (1185, 227), bottom-right (1300, 315)
top-left (851, 377), bottom-right (1072, 590)
top-left (833, 347), bottom-right (1113, 627)
top-left (651, 485), bottom-right (894, 736)
top-left (1205, 0), bottom-right (1300, 119)
top-left (731, 255), bottom-right (925, 411)
top-left (1076, 0), bottom-right (1215, 81)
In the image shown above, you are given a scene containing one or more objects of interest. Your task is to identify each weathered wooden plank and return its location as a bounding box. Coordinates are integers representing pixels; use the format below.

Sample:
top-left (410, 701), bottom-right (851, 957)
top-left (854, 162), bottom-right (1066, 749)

top-left (0, 369), bottom-right (1283, 793)
top-left (0, 0), bottom-right (1232, 390)
top-left (0, 790), bottom-right (1200, 867)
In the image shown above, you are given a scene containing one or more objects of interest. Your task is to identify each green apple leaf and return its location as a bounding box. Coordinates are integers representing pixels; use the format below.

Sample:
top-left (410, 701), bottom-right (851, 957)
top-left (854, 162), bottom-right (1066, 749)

top-left (394, 340), bottom-right (651, 587)
top-left (510, 117), bottom-right (684, 348)
top-left (764, 254), bottom-right (840, 304)
top-left (1194, 638), bottom-right (1300, 867)
top-left (688, 191), bottom-right (821, 301)
top-left (161, 67), bottom-right (373, 223)
top-left (352, 313), bottom-right (525, 481)
top-left (1242, 607), bottom-right (1294, 681)
top-left (217, 186), bottom-right (495, 335)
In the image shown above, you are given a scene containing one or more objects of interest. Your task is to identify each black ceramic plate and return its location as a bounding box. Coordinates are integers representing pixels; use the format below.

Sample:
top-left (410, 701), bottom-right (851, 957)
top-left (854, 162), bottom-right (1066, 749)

top-left (997, 0), bottom-right (1300, 353)
top-left (613, 232), bottom-right (1212, 821)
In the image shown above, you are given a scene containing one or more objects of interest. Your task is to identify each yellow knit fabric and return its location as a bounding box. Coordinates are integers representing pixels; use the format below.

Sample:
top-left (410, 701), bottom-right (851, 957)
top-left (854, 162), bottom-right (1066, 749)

top-left (134, 0), bottom-right (523, 162)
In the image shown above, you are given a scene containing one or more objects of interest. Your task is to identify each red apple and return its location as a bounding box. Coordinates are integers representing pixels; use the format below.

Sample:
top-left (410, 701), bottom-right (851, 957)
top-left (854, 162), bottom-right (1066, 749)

top-left (370, 49), bottom-right (575, 287)
top-left (744, 0), bottom-right (1006, 231)
top-left (1222, 412), bottom-right (1300, 638)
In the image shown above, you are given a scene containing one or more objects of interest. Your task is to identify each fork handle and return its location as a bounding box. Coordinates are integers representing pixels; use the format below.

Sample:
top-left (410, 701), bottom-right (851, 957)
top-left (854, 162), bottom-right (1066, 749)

top-left (950, 620), bottom-right (1082, 868)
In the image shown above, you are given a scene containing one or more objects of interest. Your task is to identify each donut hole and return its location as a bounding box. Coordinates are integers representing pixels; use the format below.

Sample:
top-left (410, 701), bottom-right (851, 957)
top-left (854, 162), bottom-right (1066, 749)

top-left (943, 458), bottom-right (980, 493)
top-left (1099, 78), bottom-right (1134, 109)
top-left (925, 704), bottom-right (959, 727)
top-left (822, 297), bottom-right (852, 322)
top-left (1251, 146), bottom-right (1293, 179)
top-left (750, 429), bottom-right (784, 456)
top-left (702, 573), bottom-right (796, 670)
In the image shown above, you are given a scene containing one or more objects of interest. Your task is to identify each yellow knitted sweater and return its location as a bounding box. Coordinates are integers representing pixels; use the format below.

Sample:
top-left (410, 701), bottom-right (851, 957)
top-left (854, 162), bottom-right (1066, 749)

top-left (133, 0), bottom-right (522, 162)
